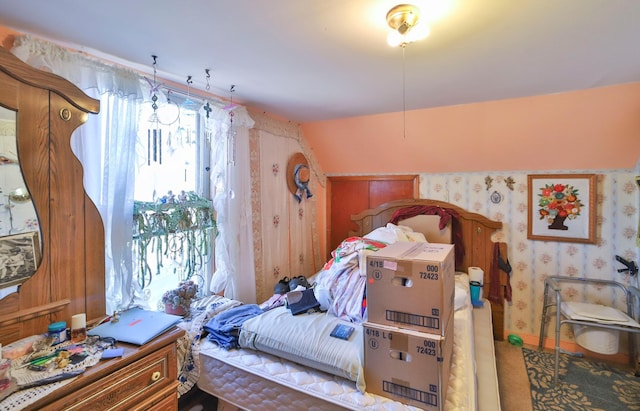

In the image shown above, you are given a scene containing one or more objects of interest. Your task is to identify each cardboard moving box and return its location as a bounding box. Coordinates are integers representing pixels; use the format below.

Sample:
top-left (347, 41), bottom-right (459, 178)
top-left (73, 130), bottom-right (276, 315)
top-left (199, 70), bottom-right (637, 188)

top-left (363, 318), bottom-right (454, 410)
top-left (366, 242), bottom-right (455, 335)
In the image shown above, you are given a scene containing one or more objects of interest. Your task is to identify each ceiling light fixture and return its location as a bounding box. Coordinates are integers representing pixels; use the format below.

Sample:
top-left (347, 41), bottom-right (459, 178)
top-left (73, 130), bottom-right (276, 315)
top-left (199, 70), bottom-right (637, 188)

top-left (386, 4), bottom-right (430, 47)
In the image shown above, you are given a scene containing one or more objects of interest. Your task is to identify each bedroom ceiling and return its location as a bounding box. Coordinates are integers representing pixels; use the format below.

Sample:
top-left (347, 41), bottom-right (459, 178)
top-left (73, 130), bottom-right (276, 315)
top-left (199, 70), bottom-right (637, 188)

top-left (0, 0), bottom-right (638, 123)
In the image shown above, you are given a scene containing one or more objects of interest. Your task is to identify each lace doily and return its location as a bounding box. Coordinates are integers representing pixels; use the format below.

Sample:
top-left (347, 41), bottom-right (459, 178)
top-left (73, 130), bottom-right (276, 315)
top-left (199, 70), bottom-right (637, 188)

top-left (0, 341), bottom-right (101, 410)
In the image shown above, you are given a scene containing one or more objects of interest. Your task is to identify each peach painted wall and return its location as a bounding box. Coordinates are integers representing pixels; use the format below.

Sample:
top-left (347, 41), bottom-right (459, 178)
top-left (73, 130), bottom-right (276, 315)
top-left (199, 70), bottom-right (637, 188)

top-left (0, 27), bottom-right (18, 50)
top-left (301, 83), bottom-right (640, 174)
top-left (301, 85), bottom-right (640, 348)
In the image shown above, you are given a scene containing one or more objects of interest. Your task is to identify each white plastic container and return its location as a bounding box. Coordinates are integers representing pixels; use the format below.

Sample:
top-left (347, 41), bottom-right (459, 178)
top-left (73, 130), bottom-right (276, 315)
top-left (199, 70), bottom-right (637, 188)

top-left (573, 324), bottom-right (620, 355)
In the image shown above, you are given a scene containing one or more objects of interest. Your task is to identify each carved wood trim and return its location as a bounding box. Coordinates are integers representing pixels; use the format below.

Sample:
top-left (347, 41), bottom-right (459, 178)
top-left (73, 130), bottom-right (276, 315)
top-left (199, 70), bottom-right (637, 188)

top-left (0, 47), bottom-right (99, 114)
top-left (0, 298), bottom-right (70, 326)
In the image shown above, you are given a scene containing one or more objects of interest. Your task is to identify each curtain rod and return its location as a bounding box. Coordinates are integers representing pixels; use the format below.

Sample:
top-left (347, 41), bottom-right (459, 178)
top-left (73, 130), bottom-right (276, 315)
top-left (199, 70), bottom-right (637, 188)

top-left (24, 34), bottom-right (234, 110)
top-left (160, 83), bottom-right (230, 109)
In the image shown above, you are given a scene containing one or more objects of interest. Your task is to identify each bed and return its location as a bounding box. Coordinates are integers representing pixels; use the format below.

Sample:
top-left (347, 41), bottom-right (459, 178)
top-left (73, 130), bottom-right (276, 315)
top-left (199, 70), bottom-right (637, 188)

top-left (184, 199), bottom-right (509, 411)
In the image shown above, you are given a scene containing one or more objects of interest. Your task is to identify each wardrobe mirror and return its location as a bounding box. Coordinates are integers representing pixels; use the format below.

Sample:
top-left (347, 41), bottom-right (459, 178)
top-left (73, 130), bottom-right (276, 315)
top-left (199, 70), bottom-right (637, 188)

top-left (0, 105), bottom-right (42, 289)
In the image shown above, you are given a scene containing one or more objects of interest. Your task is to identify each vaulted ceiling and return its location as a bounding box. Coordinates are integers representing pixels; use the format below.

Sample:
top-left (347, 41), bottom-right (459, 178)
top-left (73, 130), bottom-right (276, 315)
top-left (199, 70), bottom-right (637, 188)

top-left (0, 0), bottom-right (638, 123)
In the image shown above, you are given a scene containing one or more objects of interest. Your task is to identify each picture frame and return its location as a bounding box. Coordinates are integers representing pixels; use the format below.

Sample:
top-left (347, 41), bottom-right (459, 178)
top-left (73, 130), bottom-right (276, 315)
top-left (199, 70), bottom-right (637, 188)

top-left (527, 174), bottom-right (596, 244)
top-left (0, 231), bottom-right (41, 288)
top-left (636, 176), bottom-right (640, 247)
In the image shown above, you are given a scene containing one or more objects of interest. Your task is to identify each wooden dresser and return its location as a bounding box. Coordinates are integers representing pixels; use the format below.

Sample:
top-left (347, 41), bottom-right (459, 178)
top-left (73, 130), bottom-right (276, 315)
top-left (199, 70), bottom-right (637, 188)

top-left (0, 41), bottom-right (185, 410)
top-left (24, 327), bottom-right (184, 411)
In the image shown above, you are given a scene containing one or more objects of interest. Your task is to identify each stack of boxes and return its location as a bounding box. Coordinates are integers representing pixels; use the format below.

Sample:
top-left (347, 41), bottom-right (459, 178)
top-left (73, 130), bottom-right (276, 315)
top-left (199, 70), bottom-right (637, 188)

top-left (364, 242), bottom-right (455, 410)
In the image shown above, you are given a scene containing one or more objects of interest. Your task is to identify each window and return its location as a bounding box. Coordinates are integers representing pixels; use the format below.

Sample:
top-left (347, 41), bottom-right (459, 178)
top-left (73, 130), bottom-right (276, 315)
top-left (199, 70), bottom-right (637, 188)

top-left (132, 97), bottom-right (213, 311)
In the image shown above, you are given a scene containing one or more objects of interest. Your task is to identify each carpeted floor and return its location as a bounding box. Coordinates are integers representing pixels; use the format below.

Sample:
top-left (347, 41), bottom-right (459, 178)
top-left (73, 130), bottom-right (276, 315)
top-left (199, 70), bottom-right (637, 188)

top-left (495, 341), bottom-right (534, 411)
top-left (496, 340), bottom-right (640, 411)
top-left (523, 347), bottom-right (640, 411)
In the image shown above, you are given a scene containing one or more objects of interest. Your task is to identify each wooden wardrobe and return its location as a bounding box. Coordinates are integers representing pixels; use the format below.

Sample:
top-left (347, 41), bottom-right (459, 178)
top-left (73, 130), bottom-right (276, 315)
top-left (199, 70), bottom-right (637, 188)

top-left (0, 45), bottom-right (104, 345)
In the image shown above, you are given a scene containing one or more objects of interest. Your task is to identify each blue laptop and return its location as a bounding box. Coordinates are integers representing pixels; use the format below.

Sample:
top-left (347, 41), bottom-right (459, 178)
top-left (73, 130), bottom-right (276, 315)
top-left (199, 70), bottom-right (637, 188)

top-left (88, 307), bottom-right (181, 345)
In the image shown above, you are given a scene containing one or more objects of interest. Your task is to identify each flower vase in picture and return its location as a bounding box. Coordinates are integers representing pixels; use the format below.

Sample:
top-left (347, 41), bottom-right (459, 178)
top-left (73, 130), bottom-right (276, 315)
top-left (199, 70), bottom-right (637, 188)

top-left (538, 183), bottom-right (582, 231)
top-left (548, 215), bottom-right (568, 230)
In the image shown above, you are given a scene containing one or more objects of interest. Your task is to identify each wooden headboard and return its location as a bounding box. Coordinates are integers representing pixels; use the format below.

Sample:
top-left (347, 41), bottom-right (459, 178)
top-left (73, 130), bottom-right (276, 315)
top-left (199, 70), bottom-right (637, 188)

top-left (350, 198), bottom-right (508, 340)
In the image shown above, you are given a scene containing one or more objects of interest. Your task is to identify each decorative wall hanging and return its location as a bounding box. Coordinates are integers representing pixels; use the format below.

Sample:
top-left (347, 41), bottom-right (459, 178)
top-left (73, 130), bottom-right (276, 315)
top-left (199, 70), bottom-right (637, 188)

top-left (287, 152), bottom-right (313, 203)
top-left (226, 85), bottom-right (237, 166)
top-left (490, 190), bottom-right (503, 204)
top-left (505, 176), bottom-right (515, 190)
top-left (485, 176), bottom-right (493, 190)
top-left (156, 90), bottom-right (180, 126)
top-left (527, 174), bottom-right (596, 243)
top-left (182, 75), bottom-right (200, 111)
top-left (205, 68), bottom-right (212, 91)
top-left (147, 55), bottom-right (162, 165)
top-left (486, 175), bottom-right (515, 191)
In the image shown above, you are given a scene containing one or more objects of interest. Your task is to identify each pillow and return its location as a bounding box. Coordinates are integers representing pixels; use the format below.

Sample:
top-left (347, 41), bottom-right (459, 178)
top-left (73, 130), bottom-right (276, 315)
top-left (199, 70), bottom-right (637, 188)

top-left (239, 307), bottom-right (365, 392)
top-left (404, 230), bottom-right (427, 243)
top-left (395, 224), bottom-right (427, 242)
top-left (454, 272), bottom-right (471, 311)
top-left (363, 223), bottom-right (410, 244)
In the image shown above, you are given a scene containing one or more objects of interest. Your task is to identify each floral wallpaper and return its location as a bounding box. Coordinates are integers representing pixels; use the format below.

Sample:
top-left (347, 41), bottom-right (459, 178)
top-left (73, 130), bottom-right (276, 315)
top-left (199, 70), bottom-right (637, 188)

top-left (248, 112), bottom-right (322, 304)
top-left (418, 170), bottom-right (639, 346)
top-left (247, 109), bottom-right (639, 349)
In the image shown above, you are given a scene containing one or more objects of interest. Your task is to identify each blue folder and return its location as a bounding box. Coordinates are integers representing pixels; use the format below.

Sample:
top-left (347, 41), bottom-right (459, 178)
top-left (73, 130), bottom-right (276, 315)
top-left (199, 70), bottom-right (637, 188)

top-left (88, 307), bottom-right (181, 345)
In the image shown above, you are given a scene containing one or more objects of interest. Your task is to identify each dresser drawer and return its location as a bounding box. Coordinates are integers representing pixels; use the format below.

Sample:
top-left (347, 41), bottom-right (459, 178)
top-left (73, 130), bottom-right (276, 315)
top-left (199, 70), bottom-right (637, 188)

top-left (131, 384), bottom-right (179, 411)
top-left (42, 343), bottom-right (177, 411)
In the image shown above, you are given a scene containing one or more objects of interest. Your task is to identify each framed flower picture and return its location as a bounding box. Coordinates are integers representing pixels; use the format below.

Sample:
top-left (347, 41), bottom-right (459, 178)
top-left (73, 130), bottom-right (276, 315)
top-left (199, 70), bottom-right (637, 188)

top-left (527, 174), bottom-right (596, 244)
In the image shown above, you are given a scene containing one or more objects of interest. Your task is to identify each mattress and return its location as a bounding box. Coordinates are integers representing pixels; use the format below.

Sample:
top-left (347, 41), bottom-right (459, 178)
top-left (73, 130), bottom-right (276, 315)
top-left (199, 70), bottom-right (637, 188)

top-left (472, 299), bottom-right (501, 411)
top-left (197, 275), bottom-right (494, 411)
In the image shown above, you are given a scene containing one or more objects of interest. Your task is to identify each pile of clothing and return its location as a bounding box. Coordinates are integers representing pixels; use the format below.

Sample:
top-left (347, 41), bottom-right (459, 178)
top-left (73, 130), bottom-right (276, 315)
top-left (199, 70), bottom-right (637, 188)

top-left (203, 304), bottom-right (263, 349)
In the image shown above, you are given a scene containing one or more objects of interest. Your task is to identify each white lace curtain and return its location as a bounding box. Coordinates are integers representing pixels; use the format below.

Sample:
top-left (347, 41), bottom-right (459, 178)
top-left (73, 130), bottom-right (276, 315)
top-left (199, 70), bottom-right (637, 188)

top-left (12, 35), bottom-right (256, 312)
top-left (201, 105), bottom-right (256, 303)
top-left (12, 35), bottom-right (143, 313)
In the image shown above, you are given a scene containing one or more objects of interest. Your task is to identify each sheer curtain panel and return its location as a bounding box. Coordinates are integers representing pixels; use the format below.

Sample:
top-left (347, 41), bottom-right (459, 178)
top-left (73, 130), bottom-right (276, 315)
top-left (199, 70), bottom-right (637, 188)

top-left (12, 35), bottom-right (144, 313)
top-left (203, 105), bottom-right (256, 303)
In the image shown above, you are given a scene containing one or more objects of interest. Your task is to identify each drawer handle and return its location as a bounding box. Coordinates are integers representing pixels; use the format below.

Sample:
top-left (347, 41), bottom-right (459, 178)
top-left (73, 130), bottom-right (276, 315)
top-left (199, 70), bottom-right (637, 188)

top-left (151, 371), bottom-right (161, 382)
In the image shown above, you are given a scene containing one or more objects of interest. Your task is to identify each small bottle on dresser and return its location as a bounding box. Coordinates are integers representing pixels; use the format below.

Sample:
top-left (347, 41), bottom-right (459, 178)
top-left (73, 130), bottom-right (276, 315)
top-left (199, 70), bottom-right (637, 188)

top-left (71, 313), bottom-right (87, 343)
top-left (48, 321), bottom-right (67, 344)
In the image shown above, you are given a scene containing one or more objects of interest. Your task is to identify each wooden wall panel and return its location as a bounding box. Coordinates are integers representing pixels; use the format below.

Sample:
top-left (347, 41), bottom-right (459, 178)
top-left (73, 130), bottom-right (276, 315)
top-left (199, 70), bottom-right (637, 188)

top-left (326, 175), bottom-right (418, 258)
top-left (369, 179), bottom-right (416, 207)
top-left (328, 179), bottom-right (369, 256)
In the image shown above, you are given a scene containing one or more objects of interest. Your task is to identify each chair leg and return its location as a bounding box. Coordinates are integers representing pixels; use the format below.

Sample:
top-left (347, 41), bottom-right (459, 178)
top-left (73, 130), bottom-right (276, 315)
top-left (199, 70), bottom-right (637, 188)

top-left (538, 281), bottom-right (550, 350)
top-left (554, 290), bottom-right (562, 385)
top-left (633, 332), bottom-right (640, 377)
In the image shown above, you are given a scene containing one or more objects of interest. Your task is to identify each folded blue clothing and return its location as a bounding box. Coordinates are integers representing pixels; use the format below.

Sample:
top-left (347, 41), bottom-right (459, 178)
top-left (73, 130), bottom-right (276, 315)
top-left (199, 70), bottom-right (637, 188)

top-left (204, 304), bottom-right (264, 349)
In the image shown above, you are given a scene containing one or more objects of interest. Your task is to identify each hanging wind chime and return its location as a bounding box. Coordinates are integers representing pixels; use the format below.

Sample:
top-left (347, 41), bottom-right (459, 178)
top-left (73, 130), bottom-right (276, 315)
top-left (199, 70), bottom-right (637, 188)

top-left (227, 85), bottom-right (236, 166)
top-left (203, 69), bottom-right (212, 119)
top-left (148, 55), bottom-right (162, 165)
top-left (203, 69), bottom-right (213, 147)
